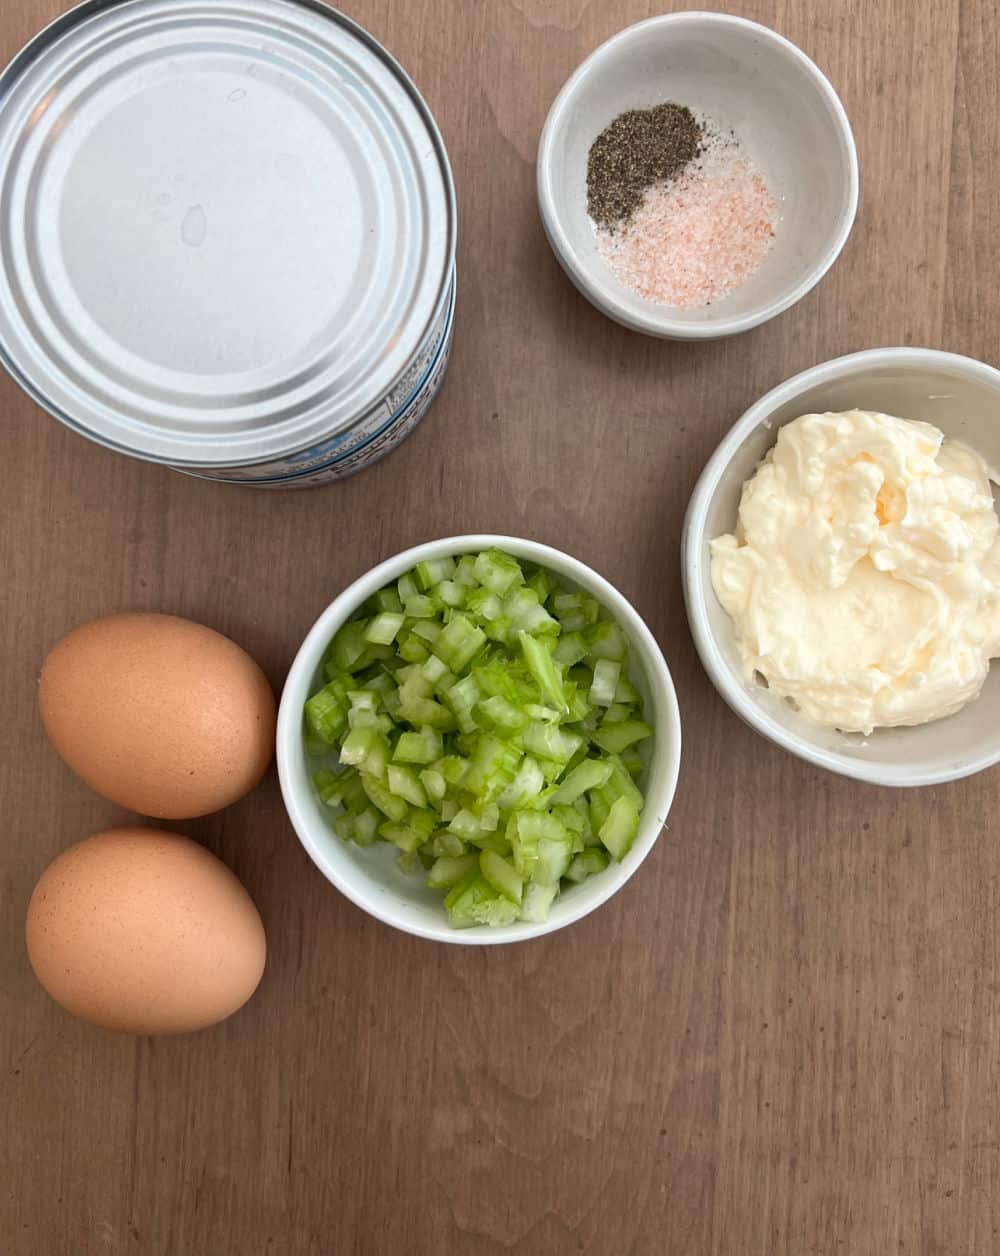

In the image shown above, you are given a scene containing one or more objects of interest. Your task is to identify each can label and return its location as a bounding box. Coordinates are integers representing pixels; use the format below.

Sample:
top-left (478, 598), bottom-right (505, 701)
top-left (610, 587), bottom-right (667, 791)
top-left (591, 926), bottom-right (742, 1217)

top-left (186, 271), bottom-right (455, 488)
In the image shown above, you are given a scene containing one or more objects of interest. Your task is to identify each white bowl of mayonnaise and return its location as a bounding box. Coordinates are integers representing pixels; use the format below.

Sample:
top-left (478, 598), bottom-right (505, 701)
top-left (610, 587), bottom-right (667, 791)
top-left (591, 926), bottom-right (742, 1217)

top-left (683, 348), bottom-right (1000, 787)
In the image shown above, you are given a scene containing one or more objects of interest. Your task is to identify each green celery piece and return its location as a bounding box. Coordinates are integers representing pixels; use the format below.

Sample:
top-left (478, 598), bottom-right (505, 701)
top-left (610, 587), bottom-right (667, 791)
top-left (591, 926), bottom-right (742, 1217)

top-left (483, 617), bottom-right (511, 645)
top-left (589, 790), bottom-right (611, 836)
top-left (438, 755), bottom-right (468, 786)
top-left (473, 549), bottom-right (524, 596)
top-left (519, 881), bottom-right (558, 923)
top-left (564, 685), bottom-right (591, 724)
top-left (403, 594), bottom-right (437, 619)
top-left (614, 675), bottom-right (641, 704)
top-left (415, 556), bottom-right (455, 590)
top-left (419, 767), bottom-right (446, 802)
top-left (312, 768), bottom-right (343, 805)
top-left (591, 720), bottom-right (654, 755)
top-left (396, 851), bottom-right (423, 876)
top-left (522, 722), bottom-right (583, 764)
top-left (397, 633), bottom-right (429, 663)
top-left (365, 612), bottom-right (405, 645)
top-left (589, 658), bottom-right (621, 707)
top-left (329, 620), bottom-right (369, 672)
top-left (453, 555), bottom-right (479, 587)
top-left (410, 620), bottom-right (441, 645)
top-left (448, 808), bottom-right (493, 841)
top-left (397, 572), bottom-right (419, 601)
top-left (360, 773), bottom-right (408, 823)
top-left (433, 613), bottom-right (486, 673)
top-left (552, 591), bottom-right (582, 615)
top-left (601, 702), bottom-right (633, 724)
top-left (519, 631), bottom-right (567, 712)
top-left (620, 748), bottom-right (644, 779)
top-left (304, 684), bottom-right (348, 744)
top-left (474, 694), bottom-right (528, 733)
top-left (550, 757), bottom-right (614, 804)
top-left (581, 597), bottom-right (601, 625)
top-left (419, 654), bottom-right (450, 685)
top-left (387, 764), bottom-right (427, 808)
top-left (463, 736), bottom-right (522, 799)
top-left (378, 807), bottom-right (436, 853)
top-left (565, 848), bottom-right (610, 883)
top-left (604, 756), bottom-right (644, 812)
top-left (431, 830), bottom-right (466, 858)
top-left (371, 587), bottom-right (403, 615)
top-left (465, 588), bottom-right (504, 622)
top-left (496, 756), bottom-right (544, 810)
top-left (524, 703), bottom-right (560, 723)
top-left (473, 659), bottom-right (535, 705)
top-left (586, 621), bottom-right (627, 661)
top-left (339, 726), bottom-right (383, 768)
top-left (509, 811), bottom-right (568, 879)
top-left (599, 796), bottom-right (640, 860)
top-left (553, 631), bottom-right (589, 668)
top-left (503, 587), bottom-right (558, 636)
top-left (444, 873), bottom-right (519, 928)
top-left (443, 674), bottom-right (481, 734)
top-left (552, 803), bottom-right (585, 836)
top-left (527, 568), bottom-right (552, 602)
top-left (533, 835), bottom-right (574, 886)
top-left (480, 849), bottom-right (523, 904)
top-left (557, 609), bottom-right (587, 632)
top-left (397, 692), bottom-right (455, 730)
top-left (393, 726), bottom-right (443, 764)
top-left (435, 580), bottom-right (466, 608)
top-left (382, 689), bottom-right (403, 720)
top-left (333, 806), bottom-right (380, 847)
top-left (427, 853), bottom-right (479, 889)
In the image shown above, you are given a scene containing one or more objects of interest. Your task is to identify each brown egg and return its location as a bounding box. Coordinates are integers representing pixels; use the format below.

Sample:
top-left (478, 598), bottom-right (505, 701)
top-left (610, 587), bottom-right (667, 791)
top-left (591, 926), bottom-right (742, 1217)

top-left (26, 827), bottom-right (266, 1035)
top-left (39, 613), bottom-right (276, 819)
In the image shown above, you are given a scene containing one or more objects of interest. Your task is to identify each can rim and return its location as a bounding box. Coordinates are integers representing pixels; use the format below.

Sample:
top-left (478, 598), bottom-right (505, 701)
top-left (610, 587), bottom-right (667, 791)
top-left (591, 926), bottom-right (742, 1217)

top-left (0, 0), bottom-right (458, 469)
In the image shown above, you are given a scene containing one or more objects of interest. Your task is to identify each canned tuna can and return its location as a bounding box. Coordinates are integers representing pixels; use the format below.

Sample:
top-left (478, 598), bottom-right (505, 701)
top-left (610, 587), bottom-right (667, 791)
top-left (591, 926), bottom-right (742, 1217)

top-left (0, 0), bottom-right (457, 486)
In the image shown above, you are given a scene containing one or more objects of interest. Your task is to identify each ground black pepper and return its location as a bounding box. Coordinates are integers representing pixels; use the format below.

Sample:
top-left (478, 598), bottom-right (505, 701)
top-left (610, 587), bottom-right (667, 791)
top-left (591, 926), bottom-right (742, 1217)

top-left (586, 102), bottom-right (702, 231)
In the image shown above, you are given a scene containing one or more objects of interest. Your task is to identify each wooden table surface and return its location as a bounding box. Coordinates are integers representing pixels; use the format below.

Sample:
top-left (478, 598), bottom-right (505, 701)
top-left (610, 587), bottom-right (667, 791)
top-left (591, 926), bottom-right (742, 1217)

top-left (2, 1), bottom-right (999, 1253)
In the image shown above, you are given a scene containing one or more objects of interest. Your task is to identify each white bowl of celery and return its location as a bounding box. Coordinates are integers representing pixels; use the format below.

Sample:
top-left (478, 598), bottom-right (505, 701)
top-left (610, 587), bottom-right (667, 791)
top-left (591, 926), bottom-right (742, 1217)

top-left (277, 536), bottom-right (681, 943)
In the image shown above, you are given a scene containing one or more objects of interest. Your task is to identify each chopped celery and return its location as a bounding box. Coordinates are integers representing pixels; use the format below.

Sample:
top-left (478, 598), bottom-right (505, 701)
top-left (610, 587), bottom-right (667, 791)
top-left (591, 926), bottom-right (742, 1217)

top-left (473, 549), bottom-right (523, 595)
top-left (591, 720), bottom-right (654, 755)
top-left (599, 796), bottom-right (640, 860)
top-left (303, 548), bottom-right (656, 929)
top-left (393, 726), bottom-right (443, 764)
top-left (550, 757), bottom-right (613, 804)
top-left (365, 612), bottom-right (405, 645)
top-left (589, 659), bottom-right (621, 707)
top-left (416, 556), bottom-right (455, 589)
top-left (387, 764), bottom-right (427, 808)
top-left (519, 632), bottom-right (567, 712)
top-left (427, 853), bottom-right (479, 889)
top-left (520, 881), bottom-right (558, 923)
top-left (480, 849), bottom-right (523, 904)
top-left (304, 684), bottom-right (348, 744)
top-left (565, 848), bottom-right (610, 883)
top-left (445, 873), bottom-right (519, 928)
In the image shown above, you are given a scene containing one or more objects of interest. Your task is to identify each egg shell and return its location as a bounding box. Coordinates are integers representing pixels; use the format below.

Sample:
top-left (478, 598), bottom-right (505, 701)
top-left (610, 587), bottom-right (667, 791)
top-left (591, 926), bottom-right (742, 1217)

top-left (25, 827), bottom-right (266, 1035)
top-left (39, 613), bottom-right (276, 819)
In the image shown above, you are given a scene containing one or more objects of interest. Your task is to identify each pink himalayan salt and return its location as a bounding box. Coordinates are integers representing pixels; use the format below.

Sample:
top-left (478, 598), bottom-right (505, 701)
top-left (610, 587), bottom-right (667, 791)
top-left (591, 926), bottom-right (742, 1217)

top-left (597, 157), bottom-right (777, 309)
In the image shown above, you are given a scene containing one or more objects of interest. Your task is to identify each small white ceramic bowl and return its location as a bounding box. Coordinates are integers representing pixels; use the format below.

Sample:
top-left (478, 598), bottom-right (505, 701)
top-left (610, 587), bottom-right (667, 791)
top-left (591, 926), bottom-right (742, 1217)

top-left (537, 11), bottom-right (858, 339)
top-left (683, 348), bottom-right (1000, 787)
top-left (277, 535), bottom-right (682, 943)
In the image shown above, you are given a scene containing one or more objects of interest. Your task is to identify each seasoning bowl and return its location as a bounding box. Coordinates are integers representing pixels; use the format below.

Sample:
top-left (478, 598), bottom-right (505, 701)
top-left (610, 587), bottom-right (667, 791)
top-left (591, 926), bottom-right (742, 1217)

top-left (277, 535), bottom-right (682, 944)
top-left (683, 348), bottom-right (1000, 787)
top-left (537, 12), bottom-right (858, 339)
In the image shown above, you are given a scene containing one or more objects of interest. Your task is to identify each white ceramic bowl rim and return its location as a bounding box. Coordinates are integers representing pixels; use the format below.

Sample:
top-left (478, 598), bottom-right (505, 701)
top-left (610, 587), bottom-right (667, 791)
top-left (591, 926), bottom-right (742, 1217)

top-left (537, 10), bottom-right (860, 339)
top-left (277, 534), bottom-right (682, 943)
top-left (683, 347), bottom-right (1000, 787)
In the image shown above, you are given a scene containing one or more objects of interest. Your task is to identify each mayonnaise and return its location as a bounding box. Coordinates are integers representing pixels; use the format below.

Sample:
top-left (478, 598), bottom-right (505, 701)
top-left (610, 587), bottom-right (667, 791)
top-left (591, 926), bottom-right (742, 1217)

top-left (710, 409), bottom-right (1000, 734)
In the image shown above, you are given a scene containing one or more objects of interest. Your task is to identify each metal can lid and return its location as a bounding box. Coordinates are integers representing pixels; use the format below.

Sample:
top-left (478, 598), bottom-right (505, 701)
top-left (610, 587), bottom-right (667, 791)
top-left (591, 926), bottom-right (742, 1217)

top-left (0, 0), bottom-right (456, 467)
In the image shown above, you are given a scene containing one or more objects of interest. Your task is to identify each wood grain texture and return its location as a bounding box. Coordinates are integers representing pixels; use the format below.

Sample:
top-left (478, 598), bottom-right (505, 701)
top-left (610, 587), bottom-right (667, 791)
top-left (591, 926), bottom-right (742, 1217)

top-left (1, 1), bottom-right (998, 1252)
